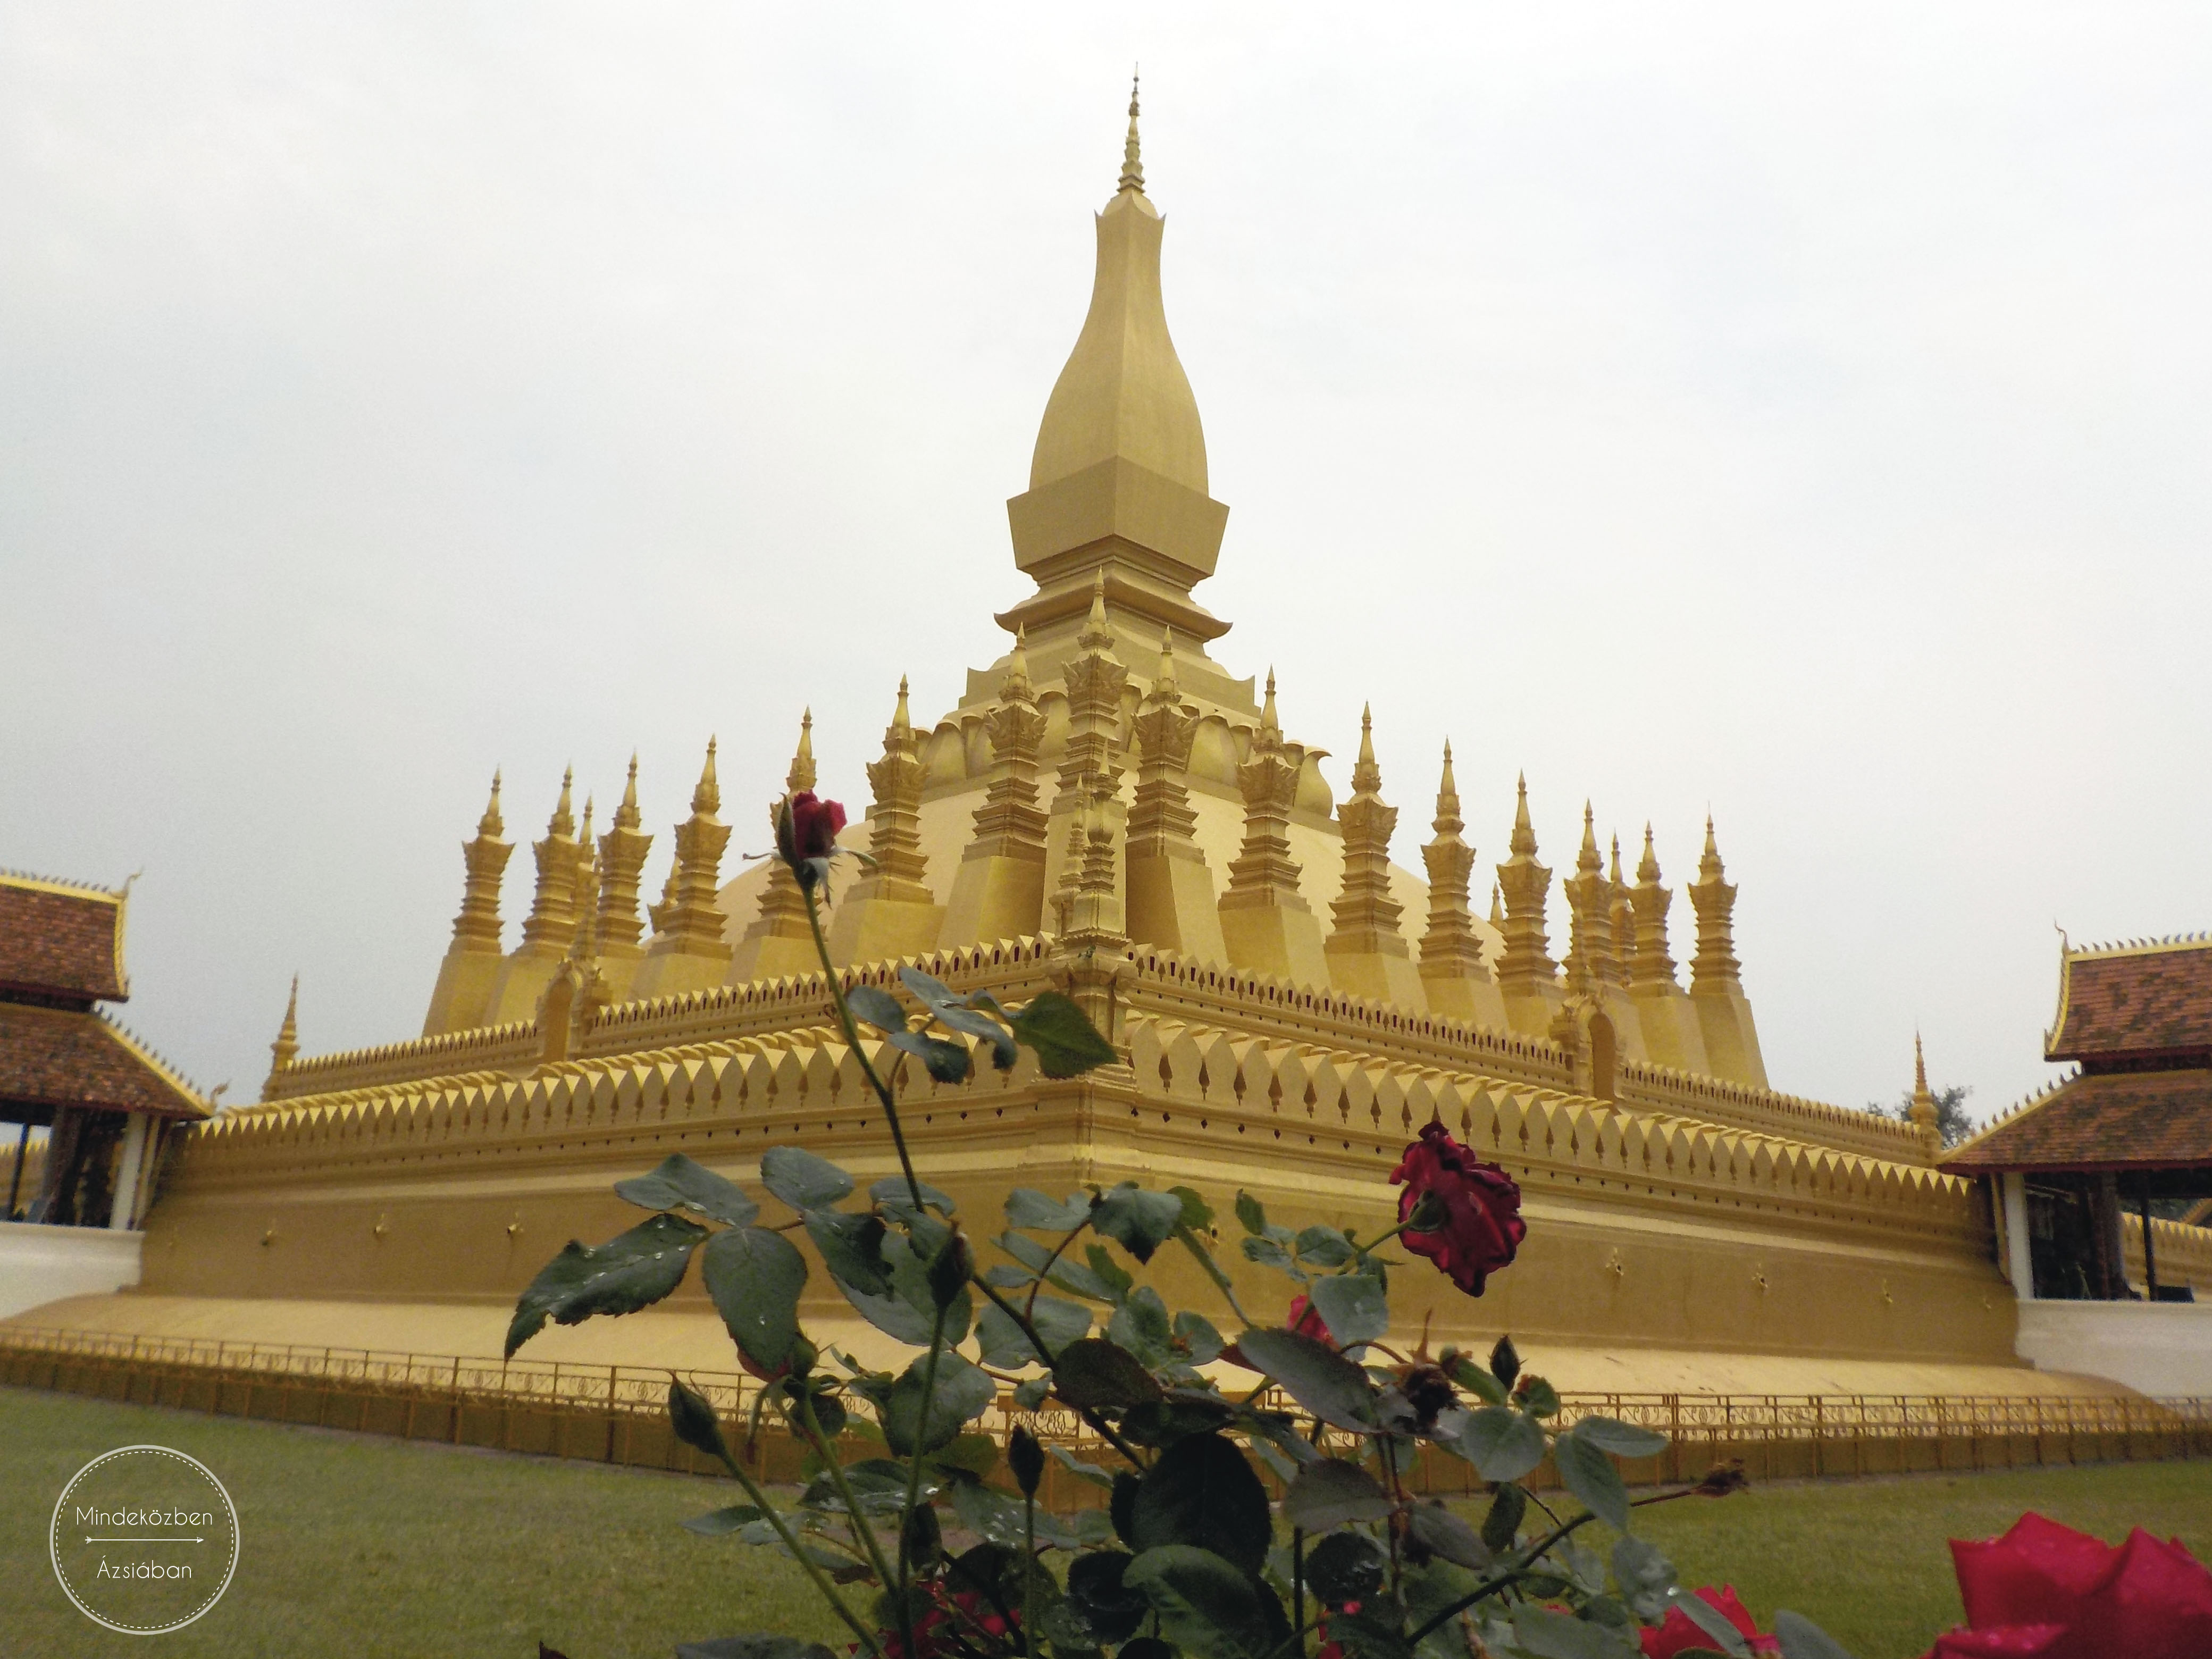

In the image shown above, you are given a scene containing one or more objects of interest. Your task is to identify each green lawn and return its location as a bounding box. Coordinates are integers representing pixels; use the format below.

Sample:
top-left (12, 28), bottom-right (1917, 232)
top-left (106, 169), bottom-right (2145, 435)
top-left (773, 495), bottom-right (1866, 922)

top-left (3, 1385), bottom-right (2208, 1659)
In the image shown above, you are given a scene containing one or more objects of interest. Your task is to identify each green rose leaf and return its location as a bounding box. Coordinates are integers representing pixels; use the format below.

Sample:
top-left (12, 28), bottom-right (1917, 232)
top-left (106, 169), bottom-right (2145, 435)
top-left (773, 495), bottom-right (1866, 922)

top-left (898, 967), bottom-right (1018, 1069)
top-left (1305, 1531), bottom-right (1387, 1606)
top-left (614, 1154), bottom-right (760, 1228)
top-left (1174, 1310), bottom-right (1226, 1364)
top-left (1572, 1415), bottom-right (1669, 1459)
top-left (884, 1027), bottom-right (973, 1084)
top-left (1053, 1336), bottom-right (1166, 1409)
top-left (1454, 1406), bottom-right (1546, 1482)
top-left (1108, 1284), bottom-right (1176, 1365)
top-left (975, 1293), bottom-right (1092, 1368)
top-left (1446, 1353), bottom-right (1509, 1407)
top-left (1554, 1425), bottom-right (1631, 1534)
top-left (1308, 1272), bottom-right (1389, 1347)
top-left (1124, 1545), bottom-right (1280, 1659)
top-left (868, 1174), bottom-right (957, 1217)
top-left (1240, 1235), bottom-right (1307, 1280)
top-left (1012, 1375), bottom-right (1051, 1411)
top-left (1003, 988), bottom-right (1118, 1077)
top-left (1234, 1191), bottom-right (1270, 1236)
top-left (701, 1225), bottom-right (808, 1376)
top-left (1131, 1432), bottom-right (1275, 1575)
top-left (1092, 1183), bottom-right (1186, 1264)
top-left (1611, 1536), bottom-right (1678, 1621)
top-left (1169, 1185), bottom-right (1215, 1230)
top-left (1049, 1444), bottom-right (1119, 1489)
top-left (506, 1213), bottom-right (708, 1356)
top-left (1479, 1481), bottom-right (1527, 1553)
top-left (1670, 1590), bottom-right (1754, 1656)
top-left (1233, 1328), bottom-right (1376, 1431)
top-left (1066, 1550), bottom-right (1151, 1645)
top-left (1511, 1605), bottom-right (1639, 1659)
top-left (758, 1146), bottom-right (853, 1211)
top-left (1773, 1610), bottom-right (1857, 1659)
top-left (681, 1503), bottom-right (769, 1536)
top-left (673, 1637), bottom-right (837, 1659)
top-left (1007, 1187), bottom-right (1095, 1231)
top-left (668, 1376), bottom-right (729, 1461)
top-left (881, 1353), bottom-right (996, 1456)
top-left (806, 1209), bottom-right (892, 1297)
top-left (1405, 1502), bottom-right (1490, 1571)
top-left (880, 1230), bottom-right (971, 1346)
top-left (1281, 1458), bottom-right (1396, 1532)
top-left (842, 984), bottom-right (909, 1034)
top-left (1294, 1225), bottom-right (1354, 1267)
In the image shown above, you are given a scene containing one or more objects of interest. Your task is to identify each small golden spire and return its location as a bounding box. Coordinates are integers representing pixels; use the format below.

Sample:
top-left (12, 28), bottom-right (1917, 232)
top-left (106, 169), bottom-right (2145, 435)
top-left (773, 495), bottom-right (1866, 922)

top-left (1637, 824), bottom-right (1661, 884)
top-left (1003, 626), bottom-right (1033, 699)
top-left (693, 736), bottom-right (722, 816)
top-left (1578, 802), bottom-right (1602, 875)
top-left (1510, 772), bottom-right (1537, 855)
top-left (1490, 882), bottom-right (1505, 927)
top-left (1118, 68), bottom-right (1145, 196)
top-left (1078, 568), bottom-right (1114, 651)
top-left (1915, 1031), bottom-right (1929, 1094)
top-left (1908, 1032), bottom-right (1941, 1144)
top-left (1259, 668), bottom-right (1281, 744)
top-left (550, 767), bottom-right (576, 839)
top-left (614, 753), bottom-right (641, 831)
top-left (1439, 739), bottom-right (1457, 801)
top-left (579, 795), bottom-right (594, 841)
top-left (787, 710), bottom-right (817, 793)
top-left (1351, 703), bottom-right (1381, 794)
top-left (892, 675), bottom-right (912, 736)
top-left (1610, 833), bottom-right (1624, 886)
top-left (479, 770), bottom-right (505, 838)
top-left (262, 976), bottom-right (300, 1101)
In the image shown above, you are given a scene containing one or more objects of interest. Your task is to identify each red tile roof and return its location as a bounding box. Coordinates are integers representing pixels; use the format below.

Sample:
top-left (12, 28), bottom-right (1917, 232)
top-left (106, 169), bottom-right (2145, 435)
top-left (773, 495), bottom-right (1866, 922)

top-left (2046, 939), bottom-right (2212, 1062)
top-left (1945, 1068), bottom-right (2212, 1174)
top-left (0, 874), bottom-right (127, 1003)
top-left (0, 1002), bottom-right (206, 1118)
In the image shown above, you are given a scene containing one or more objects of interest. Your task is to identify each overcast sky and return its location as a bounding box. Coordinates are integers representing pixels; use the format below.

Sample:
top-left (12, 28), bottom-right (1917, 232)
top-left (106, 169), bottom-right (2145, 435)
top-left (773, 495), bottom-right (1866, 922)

top-left (5, 4), bottom-right (2208, 1125)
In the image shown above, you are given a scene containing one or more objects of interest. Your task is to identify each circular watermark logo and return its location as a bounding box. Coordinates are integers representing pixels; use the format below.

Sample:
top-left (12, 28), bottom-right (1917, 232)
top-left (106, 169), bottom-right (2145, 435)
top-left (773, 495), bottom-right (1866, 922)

top-left (49, 1445), bottom-right (240, 1635)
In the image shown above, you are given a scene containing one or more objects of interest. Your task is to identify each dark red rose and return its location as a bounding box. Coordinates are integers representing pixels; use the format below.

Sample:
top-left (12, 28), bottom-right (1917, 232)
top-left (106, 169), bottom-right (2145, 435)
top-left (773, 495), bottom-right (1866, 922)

top-left (1286, 1293), bottom-right (1334, 1344)
top-left (780, 791), bottom-right (846, 861)
top-left (1921, 1513), bottom-right (2212, 1659)
top-left (1388, 1121), bottom-right (1525, 1296)
top-left (1641, 1587), bottom-right (1780, 1657)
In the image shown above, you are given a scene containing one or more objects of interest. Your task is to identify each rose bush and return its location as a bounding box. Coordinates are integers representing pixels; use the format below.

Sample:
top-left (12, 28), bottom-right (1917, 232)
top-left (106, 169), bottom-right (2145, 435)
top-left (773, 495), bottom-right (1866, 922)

top-left (1640, 1586), bottom-right (1779, 1656)
top-left (512, 787), bottom-right (1862, 1659)
top-left (1919, 1512), bottom-right (2212, 1658)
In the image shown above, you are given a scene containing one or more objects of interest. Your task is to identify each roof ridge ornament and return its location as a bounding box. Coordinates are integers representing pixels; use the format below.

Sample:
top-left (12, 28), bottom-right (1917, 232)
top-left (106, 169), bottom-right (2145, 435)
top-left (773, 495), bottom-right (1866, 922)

top-left (1118, 67), bottom-right (1144, 196)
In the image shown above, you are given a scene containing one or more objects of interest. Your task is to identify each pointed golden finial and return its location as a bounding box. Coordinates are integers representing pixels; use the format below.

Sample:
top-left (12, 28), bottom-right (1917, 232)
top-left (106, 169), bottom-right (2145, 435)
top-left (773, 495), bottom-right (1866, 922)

top-left (787, 710), bottom-right (817, 793)
top-left (1908, 1032), bottom-right (1941, 1142)
top-left (1118, 67), bottom-right (1145, 196)
top-left (478, 770), bottom-right (505, 838)
top-left (262, 975), bottom-right (301, 1100)
top-left (1490, 881), bottom-right (1506, 927)
top-left (693, 736), bottom-right (722, 816)
top-left (1700, 811), bottom-right (1725, 878)
top-left (1351, 703), bottom-right (1381, 793)
top-left (893, 675), bottom-right (912, 735)
top-left (578, 797), bottom-right (596, 854)
top-left (1610, 833), bottom-right (1624, 885)
top-left (1638, 823), bottom-right (1661, 884)
top-left (1260, 668), bottom-right (1280, 743)
top-left (614, 752), bottom-right (641, 831)
top-left (1915, 1031), bottom-right (1929, 1095)
top-left (551, 766), bottom-right (576, 838)
top-left (1578, 802), bottom-right (1603, 874)
top-left (1510, 772), bottom-right (1537, 854)
top-left (1078, 568), bottom-right (1115, 651)
top-left (1439, 739), bottom-right (1457, 798)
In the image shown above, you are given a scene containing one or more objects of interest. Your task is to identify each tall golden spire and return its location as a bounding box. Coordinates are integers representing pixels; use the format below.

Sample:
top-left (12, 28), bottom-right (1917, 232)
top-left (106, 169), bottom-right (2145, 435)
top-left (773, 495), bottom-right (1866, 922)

top-left (1328, 703), bottom-right (1406, 963)
top-left (741, 718), bottom-right (822, 961)
top-left (518, 773), bottom-right (583, 952)
top-left (1002, 78), bottom-right (1228, 652)
top-left (1259, 669), bottom-right (1281, 745)
top-left (1118, 69), bottom-right (1144, 196)
top-left (1626, 824), bottom-right (1679, 990)
top-left (1495, 774), bottom-right (1556, 993)
top-left (260, 976), bottom-right (299, 1102)
top-left (596, 753), bottom-right (655, 960)
top-left (1419, 740), bottom-right (1492, 993)
top-left (448, 770), bottom-right (512, 953)
top-left (1688, 814), bottom-right (1742, 992)
top-left (1608, 831), bottom-right (1639, 974)
top-left (650, 737), bottom-right (733, 963)
top-left (478, 770), bottom-right (505, 839)
top-left (1908, 1033), bottom-right (1942, 1153)
top-left (786, 711), bottom-right (815, 795)
top-left (1562, 801), bottom-right (1620, 993)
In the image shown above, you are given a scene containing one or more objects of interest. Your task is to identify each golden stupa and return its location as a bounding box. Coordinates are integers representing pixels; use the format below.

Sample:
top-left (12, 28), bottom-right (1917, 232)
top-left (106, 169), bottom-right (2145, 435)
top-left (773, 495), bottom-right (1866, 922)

top-left (27, 90), bottom-right (2097, 1397)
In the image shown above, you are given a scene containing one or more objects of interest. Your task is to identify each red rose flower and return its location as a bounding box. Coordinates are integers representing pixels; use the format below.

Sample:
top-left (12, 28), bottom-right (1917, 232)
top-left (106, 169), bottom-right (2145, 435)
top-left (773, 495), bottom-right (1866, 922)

top-left (774, 791), bottom-right (847, 890)
top-left (1388, 1121), bottom-right (1526, 1296)
top-left (1286, 1293), bottom-right (1334, 1344)
top-left (1921, 1513), bottom-right (2212, 1659)
top-left (1641, 1587), bottom-right (1780, 1657)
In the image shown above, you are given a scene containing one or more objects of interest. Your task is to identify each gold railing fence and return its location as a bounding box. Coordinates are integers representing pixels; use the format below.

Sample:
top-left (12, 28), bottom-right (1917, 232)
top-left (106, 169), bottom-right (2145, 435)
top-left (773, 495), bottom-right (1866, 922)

top-left (5, 1323), bottom-right (2208, 1506)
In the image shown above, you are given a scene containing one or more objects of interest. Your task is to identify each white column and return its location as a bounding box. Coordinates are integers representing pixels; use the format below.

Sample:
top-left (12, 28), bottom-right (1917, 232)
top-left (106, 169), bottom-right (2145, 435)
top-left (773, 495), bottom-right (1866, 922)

top-left (2001, 1171), bottom-right (2034, 1301)
top-left (108, 1112), bottom-right (149, 1231)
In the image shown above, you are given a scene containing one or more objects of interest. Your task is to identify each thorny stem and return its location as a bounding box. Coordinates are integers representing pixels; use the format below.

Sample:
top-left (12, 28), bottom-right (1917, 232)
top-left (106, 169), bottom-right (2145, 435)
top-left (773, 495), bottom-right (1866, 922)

top-left (898, 1297), bottom-right (954, 1659)
top-left (705, 1432), bottom-right (885, 1659)
top-left (803, 883), bottom-right (925, 1212)
top-left (970, 1275), bottom-right (1149, 1469)
top-left (1291, 1527), bottom-right (1306, 1646)
top-left (1380, 1435), bottom-right (1405, 1597)
top-left (794, 1392), bottom-right (899, 1598)
top-left (1021, 1488), bottom-right (1037, 1659)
